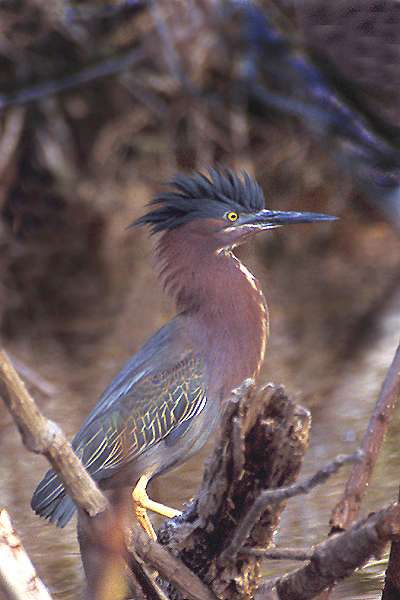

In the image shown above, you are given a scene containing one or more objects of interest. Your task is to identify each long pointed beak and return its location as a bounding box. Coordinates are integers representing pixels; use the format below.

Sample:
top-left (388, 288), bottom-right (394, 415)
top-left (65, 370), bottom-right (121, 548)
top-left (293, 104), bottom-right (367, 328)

top-left (251, 209), bottom-right (338, 228)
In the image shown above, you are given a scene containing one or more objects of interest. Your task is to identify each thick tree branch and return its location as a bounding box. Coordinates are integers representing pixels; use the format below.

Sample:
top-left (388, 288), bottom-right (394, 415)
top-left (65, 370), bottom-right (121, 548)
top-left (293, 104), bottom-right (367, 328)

top-left (130, 523), bottom-right (219, 600)
top-left (258, 504), bottom-right (400, 600)
top-left (156, 385), bottom-right (312, 600)
top-left (382, 480), bottom-right (400, 598)
top-left (0, 349), bottom-right (108, 519)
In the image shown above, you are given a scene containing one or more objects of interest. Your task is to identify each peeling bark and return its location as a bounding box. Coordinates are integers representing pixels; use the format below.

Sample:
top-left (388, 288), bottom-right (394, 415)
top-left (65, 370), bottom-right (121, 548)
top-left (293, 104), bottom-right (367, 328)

top-left (155, 384), bottom-right (311, 600)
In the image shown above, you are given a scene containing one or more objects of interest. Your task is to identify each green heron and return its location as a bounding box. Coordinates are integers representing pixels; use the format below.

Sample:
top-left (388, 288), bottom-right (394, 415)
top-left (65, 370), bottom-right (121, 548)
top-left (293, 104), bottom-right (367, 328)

top-left (31, 168), bottom-right (335, 538)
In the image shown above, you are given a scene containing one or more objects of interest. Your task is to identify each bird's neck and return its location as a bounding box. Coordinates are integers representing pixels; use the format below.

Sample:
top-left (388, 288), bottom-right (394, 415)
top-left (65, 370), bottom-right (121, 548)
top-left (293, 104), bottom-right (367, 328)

top-left (157, 227), bottom-right (268, 396)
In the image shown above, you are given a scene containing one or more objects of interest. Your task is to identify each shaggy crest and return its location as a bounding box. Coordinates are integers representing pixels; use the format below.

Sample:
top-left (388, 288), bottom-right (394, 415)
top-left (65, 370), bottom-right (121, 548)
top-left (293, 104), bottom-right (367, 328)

top-left (133, 168), bottom-right (265, 233)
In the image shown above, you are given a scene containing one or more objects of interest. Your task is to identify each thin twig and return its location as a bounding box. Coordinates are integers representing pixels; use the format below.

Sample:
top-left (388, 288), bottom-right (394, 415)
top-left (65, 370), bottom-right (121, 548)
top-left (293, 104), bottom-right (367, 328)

top-left (148, 0), bottom-right (200, 97)
top-left (0, 46), bottom-right (150, 109)
top-left (331, 340), bottom-right (400, 531)
top-left (241, 546), bottom-right (313, 561)
top-left (8, 355), bottom-right (56, 397)
top-left (0, 107), bottom-right (26, 175)
top-left (219, 451), bottom-right (363, 564)
top-left (126, 548), bottom-right (169, 600)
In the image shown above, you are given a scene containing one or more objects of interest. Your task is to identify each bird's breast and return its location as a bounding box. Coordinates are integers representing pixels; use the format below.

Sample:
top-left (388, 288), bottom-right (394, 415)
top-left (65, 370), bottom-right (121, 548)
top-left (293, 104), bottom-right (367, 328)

top-left (184, 258), bottom-right (268, 400)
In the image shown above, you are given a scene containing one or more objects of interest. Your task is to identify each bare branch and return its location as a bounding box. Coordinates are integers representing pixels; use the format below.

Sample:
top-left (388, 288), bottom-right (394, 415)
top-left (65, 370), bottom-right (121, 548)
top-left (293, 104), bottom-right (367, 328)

top-left (0, 349), bottom-right (157, 599)
top-left (8, 354), bottom-right (56, 397)
top-left (0, 349), bottom-right (108, 520)
top-left (0, 47), bottom-right (150, 110)
top-left (0, 509), bottom-right (53, 600)
top-left (330, 340), bottom-right (400, 532)
top-left (219, 451), bottom-right (363, 565)
top-left (382, 474), bottom-right (400, 598)
top-left (130, 523), bottom-right (219, 600)
top-left (258, 504), bottom-right (400, 600)
top-left (314, 340), bottom-right (400, 600)
top-left (241, 547), bottom-right (313, 561)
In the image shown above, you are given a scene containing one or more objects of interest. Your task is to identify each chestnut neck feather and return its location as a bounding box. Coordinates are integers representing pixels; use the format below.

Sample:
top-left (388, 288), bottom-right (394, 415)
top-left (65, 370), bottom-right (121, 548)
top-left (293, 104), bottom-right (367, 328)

top-left (157, 222), bottom-right (268, 398)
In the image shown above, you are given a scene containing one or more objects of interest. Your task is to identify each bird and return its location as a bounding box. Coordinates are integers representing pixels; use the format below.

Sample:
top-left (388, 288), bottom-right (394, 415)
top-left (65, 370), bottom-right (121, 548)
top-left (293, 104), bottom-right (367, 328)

top-left (31, 168), bottom-right (336, 538)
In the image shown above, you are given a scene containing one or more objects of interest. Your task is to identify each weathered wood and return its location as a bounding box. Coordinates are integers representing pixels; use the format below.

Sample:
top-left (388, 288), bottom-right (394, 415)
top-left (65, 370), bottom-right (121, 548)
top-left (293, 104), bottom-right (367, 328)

top-left (330, 341), bottom-right (400, 532)
top-left (268, 504), bottom-right (400, 600)
top-left (0, 349), bottom-right (109, 520)
top-left (2, 341), bottom-right (396, 600)
top-left (0, 509), bottom-right (53, 600)
top-left (155, 384), bottom-right (311, 600)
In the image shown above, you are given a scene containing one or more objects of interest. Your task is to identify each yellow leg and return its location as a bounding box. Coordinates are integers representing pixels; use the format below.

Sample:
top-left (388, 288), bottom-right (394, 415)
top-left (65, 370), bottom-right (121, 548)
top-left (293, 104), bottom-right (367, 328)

top-left (132, 475), bottom-right (181, 539)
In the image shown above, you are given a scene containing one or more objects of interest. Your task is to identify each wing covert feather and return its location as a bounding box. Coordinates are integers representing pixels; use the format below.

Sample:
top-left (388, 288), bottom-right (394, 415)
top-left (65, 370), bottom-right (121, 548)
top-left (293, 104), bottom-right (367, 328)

top-left (75, 353), bottom-right (207, 480)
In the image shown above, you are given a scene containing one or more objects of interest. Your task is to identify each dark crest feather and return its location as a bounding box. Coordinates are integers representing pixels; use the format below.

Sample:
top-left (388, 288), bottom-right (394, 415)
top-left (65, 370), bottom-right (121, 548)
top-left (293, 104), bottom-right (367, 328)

top-left (132, 168), bottom-right (265, 233)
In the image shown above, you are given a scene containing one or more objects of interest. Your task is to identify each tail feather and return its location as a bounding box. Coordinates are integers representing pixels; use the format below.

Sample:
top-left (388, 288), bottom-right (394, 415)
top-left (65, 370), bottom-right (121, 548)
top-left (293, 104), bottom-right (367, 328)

top-left (31, 467), bottom-right (76, 527)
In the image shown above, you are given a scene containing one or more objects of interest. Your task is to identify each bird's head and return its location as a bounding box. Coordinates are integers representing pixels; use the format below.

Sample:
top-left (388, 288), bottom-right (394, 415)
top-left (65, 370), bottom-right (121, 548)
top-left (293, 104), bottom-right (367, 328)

top-left (132, 168), bottom-right (336, 250)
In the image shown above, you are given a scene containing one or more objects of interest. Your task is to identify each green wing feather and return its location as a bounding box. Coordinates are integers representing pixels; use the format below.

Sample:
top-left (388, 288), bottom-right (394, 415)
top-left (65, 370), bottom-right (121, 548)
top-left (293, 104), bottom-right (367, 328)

top-left (76, 353), bottom-right (206, 478)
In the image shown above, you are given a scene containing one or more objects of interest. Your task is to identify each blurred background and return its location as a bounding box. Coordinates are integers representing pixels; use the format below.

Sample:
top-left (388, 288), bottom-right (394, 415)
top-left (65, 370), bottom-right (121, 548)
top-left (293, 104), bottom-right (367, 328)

top-left (0, 1), bottom-right (400, 598)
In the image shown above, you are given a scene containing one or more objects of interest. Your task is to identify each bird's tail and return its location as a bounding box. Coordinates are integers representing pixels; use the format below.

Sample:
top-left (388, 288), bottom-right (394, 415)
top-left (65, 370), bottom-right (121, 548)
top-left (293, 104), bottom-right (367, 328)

top-left (31, 468), bottom-right (76, 527)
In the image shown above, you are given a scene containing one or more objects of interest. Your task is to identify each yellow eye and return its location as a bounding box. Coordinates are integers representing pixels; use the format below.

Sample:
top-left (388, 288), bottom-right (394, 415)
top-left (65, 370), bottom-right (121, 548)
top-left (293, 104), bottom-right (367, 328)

top-left (226, 211), bottom-right (238, 222)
